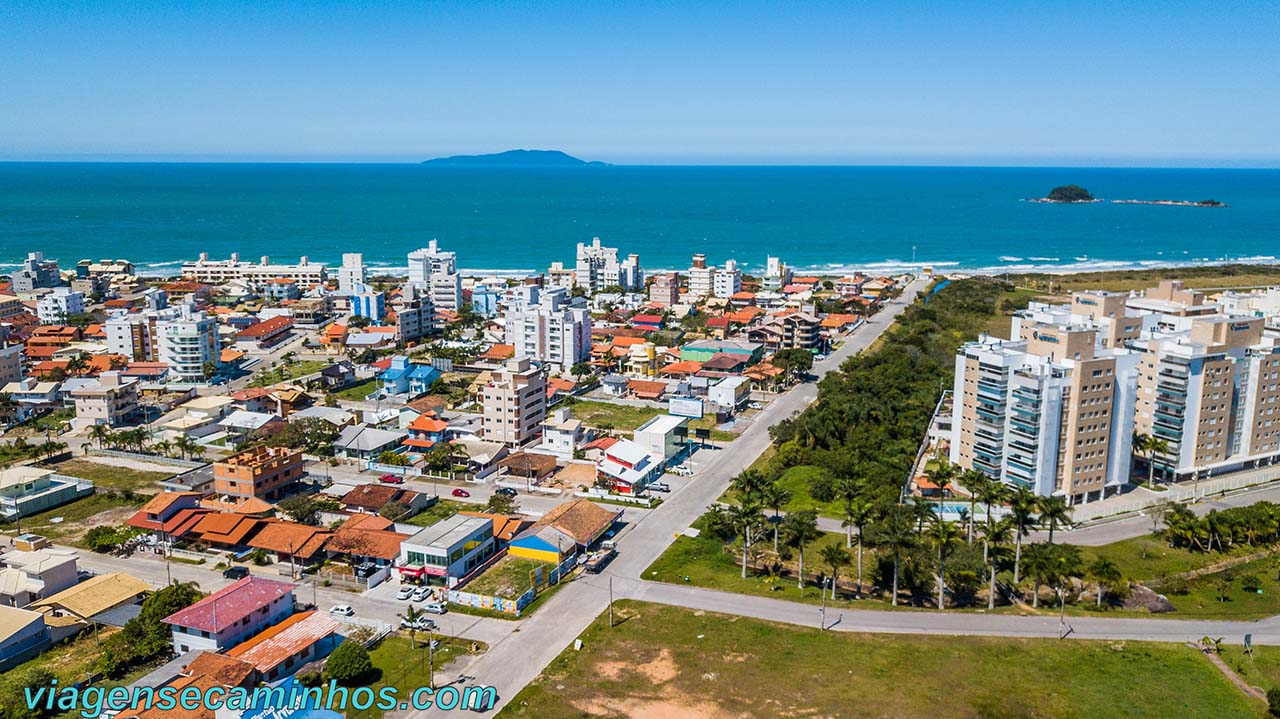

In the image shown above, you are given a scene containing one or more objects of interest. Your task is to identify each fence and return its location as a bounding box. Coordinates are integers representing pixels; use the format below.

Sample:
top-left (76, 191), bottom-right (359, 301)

top-left (449, 552), bottom-right (579, 617)
top-left (87, 448), bottom-right (207, 469)
top-left (1076, 468), bottom-right (1280, 523)
top-left (365, 461), bottom-right (475, 482)
top-left (576, 487), bottom-right (654, 507)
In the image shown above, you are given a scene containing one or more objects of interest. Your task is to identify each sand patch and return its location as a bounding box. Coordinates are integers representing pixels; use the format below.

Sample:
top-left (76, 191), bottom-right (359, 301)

top-left (573, 696), bottom-right (732, 719)
top-left (597, 647), bottom-right (678, 684)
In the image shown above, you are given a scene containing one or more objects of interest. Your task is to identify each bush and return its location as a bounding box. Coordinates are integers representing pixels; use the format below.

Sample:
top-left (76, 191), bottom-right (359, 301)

top-left (324, 640), bottom-right (374, 685)
top-left (1267, 686), bottom-right (1280, 716)
top-left (1241, 573), bottom-right (1263, 592)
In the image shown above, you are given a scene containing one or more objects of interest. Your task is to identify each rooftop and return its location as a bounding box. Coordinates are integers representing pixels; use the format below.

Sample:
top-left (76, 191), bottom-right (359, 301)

top-left (162, 576), bottom-right (297, 633)
top-left (225, 610), bottom-right (339, 672)
top-left (405, 514), bottom-right (490, 550)
top-left (32, 572), bottom-right (149, 620)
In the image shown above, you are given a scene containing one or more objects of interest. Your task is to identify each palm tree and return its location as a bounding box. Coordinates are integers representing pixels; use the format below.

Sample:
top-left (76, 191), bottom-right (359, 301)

top-left (1007, 487), bottom-right (1039, 585)
top-left (909, 496), bottom-right (935, 535)
top-left (960, 469), bottom-right (988, 544)
top-left (930, 516), bottom-right (964, 610)
top-left (761, 482), bottom-right (793, 553)
top-left (1021, 542), bottom-right (1054, 608)
top-left (1087, 556), bottom-right (1122, 608)
top-left (1037, 495), bottom-right (1074, 545)
top-left (727, 503), bottom-right (762, 579)
top-left (819, 544), bottom-right (850, 600)
top-left (781, 509), bottom-right (821, 590)
top-left (88, 423), bottom-right (112, 449)
top-left (1146, 436), bottom-right (1171, 485)
top-left (873, 507), bottom-right (916, 607)
top-left (1132, 432), bottom-right (1151, 481)
top-left (975, 478), bottom-right (1007, 554)
top-left (151, 439), bottom-right (172, 458)
top-left (64, 352), bottom-right (89, 376)
top-left (841, 494), bottom-right (878, 597)
top-left (982, 517), bottom-right (1015, 609)
top-left (925, 461), bottom-right (956, 520)
top-left (398, 605), bottom-right (425, 648)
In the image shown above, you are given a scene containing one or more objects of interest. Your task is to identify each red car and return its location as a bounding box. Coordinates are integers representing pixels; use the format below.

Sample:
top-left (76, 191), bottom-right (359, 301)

top-left (451, 488), bottom-right (470, 498)
top-left (378, 474), bottom-right (404, 484)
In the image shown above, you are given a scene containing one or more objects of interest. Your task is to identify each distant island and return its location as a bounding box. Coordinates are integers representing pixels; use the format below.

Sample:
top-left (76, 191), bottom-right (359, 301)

top-left (1028, 185), bottom-right (1226, 207)
top-left (421, 149), bottom-right (609, 168)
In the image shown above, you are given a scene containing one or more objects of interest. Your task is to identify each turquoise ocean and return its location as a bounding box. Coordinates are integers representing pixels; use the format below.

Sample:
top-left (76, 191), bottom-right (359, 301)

top-left (0, 163), bottom-right (1277, 277)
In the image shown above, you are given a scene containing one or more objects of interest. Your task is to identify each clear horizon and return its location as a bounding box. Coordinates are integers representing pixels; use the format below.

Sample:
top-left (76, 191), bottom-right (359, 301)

top-left (2, 2), bottom-right (1277, 167)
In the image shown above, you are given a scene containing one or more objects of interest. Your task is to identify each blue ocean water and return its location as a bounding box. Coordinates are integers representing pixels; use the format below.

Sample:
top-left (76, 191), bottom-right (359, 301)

top-left (0, 163), bottom-right (1277, 276)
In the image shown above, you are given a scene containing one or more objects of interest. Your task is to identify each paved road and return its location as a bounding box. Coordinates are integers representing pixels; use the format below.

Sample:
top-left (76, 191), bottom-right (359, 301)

top-left (424, 280), bottom-right (929, 716)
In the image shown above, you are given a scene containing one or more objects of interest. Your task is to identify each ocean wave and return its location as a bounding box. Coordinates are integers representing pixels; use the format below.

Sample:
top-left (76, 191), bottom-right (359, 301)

top-left (998, 256), bottom-right (1024, 262)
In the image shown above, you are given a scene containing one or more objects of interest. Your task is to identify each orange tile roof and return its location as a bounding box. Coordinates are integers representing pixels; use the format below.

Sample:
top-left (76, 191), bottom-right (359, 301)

top-left (611, 336), bottom-right (647, 348)
top-left (658, 360), bottom-right (703, 376)
top-left (408, 415), bottom-right (449, 433)
top-left (247, 522), bottom-right (332, 559)
top-left (459, 511), bottom-right (530, 542)
top-left (192, 513), bottom-right (265, 546)
top-left (626, 379), bottom-right (666, 398)
top-left (530, 498), bottom-right (620, 546)
top-left (182, 651), bottom-right (257, 688)
top-left (226, 610), bottom-right (340, 673)
top-left (477, 343), bottom-right (515, 361)
top-left (235, 316), bottom-right (293, 339)
top-left (324, 524), bottom-right (408, 561)
top-left (324, 323), bottom-right (348, 338)
top-left (137, 491), bottom-right (202, 517)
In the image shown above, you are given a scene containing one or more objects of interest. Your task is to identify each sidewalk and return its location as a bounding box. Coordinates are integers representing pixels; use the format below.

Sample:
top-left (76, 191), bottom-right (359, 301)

top-left (1071, 463), bottom-right (1280, 523)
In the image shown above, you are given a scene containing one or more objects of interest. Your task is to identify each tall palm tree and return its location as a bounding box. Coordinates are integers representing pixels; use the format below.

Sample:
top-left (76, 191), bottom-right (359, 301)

top-left (1021, 542), bottom-right (1054, 608)
top-left (1087, 556), bottom-right (1122, 608)
top-left (841, 494), bottom-right (878, 597)
top-left (1132, 432), bottom-right (1151, 482)
top-left (819, 544), bottom-right (850, 601)
top-left (975, 479), bottom-right (1008, 560)
top-left (761, 482), bottom-right (793, 553)
top-left (781, 509), bottom-right (821, 590)
top-left (925, 460), bottom-right (956, 521)
top-left (398, 605), bottom-right (425, 647)
top-left (731, 470), bottom-right (770, 505)
top-left (1038, 495), bottom-right (1074, 545)
top-left (930, 516), bottom-right (964, 610)
top-left (909, 496), bottom-right (935, 535)
top-left (982, 517), bottom-right (1015, 609)
top-left (1146, 436), bottom-right (1171, 485)
top-left (961, 469), bottom-right (989, 544)
top-left (727, 502), bottom-right (762, 579)
top-left (874, 507), bottom-right (916, 607)
top-left (88, 423), bottom-right (112, 449)
top-left (1008, 486), bottom-right (1039, 585)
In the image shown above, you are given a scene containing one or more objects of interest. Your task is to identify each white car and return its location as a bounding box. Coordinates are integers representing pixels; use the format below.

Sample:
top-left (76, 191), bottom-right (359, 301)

top-left (411, 586), bottom-right (432, 602)
top-left (672, 465), bottom-right (693, 477)
top-left (396, 586), bottom-right (414, 600)
top-left (421, 602), bottom-right (448, 615)
top-left (329, 605), bottom-right (354, 617)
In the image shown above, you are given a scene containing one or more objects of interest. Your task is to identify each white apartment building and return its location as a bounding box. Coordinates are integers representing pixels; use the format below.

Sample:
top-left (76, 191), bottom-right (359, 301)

top-left (761, 256), bottom-right (792, 292)
top-left (502, 285), bottom-right (592, 373)
top-left (36, 288), bottom-right (84, 324)
top-left (337, 253), bottom-right (367, 295)
top-left (546, 262), bottom-right (576, 290)
top-left (481, 356), bottom-right (547, 446)
top-left (181, 253), bottom-right (327, 285)
top-left (407, 240), bottom-right (462, 312)
top-left (105, 303), bottom-right (219, 382)
top-left (713, 259), bottom-right (743, 298)
top-left (0, 345), bottom-right (23, 386)
top-left (649, 273), bottom-right (680, 307)
top-left (574, 237), bottom-right (643, 293)
top-left (70, 371), bottom-right (140, 427)
top-left (687, 254), bottom-right (713, 299)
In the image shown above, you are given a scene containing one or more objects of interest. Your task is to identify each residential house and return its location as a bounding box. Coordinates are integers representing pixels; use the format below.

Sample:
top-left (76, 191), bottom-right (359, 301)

top-left (324, 514), bottom-right (409, 567)
top-left (595, 438), bottom-right (664, 495)
top-left (31, 573), bottom-right (149, 635)
top-left (0, 549), bottom-right (78, 608)
top-left (508, 498), bottom-right (620, 562)
top-left (125, 492), bottom-right (212, 543)
top-left (234, 316), bottom-right (294, 352)
top-left (213, 446), bottom-right (304, 501)
top-left (379, 356), bottom-right (441, 397)
top-left (339, 484), bottom-right (428, 517)
top-left (540, 407), bottom-right (587, 460)
top-left (0, 379), bottom-right (60, 421)
top-left (188, 513), bottom-right (266, 551)
top-left (247, 522), bottom-right (333, 566)
top-left (162, 576), bottom-right (297, 653)
top-left (217, 410), bottom-right (284, 444)
top-left (0, 466), bottom-right (94, 521)
top-left (334, 424), bottom-right (408, 461)
top-left (225, 610), bottom-right (340, 682)
top-left (0, 606), bottom-right (51, 670)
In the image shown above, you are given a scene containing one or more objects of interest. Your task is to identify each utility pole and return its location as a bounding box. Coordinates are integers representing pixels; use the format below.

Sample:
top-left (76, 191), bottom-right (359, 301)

top-left (427, 630), bottom-right (435, 690)
top-left (820, 577), bottom-right (828, 630)
top-left (608, 576), bottom-right (614, 628)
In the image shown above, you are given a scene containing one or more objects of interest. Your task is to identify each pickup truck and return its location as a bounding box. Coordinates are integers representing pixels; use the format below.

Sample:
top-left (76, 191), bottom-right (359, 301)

top-left (584, 541), bottom-right (617, 574)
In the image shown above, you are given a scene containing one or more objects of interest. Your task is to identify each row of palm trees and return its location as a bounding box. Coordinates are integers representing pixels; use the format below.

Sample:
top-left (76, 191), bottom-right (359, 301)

top-left (88, 424), bottom-right (206, 460)
top-left (713, 461), bottom-right (1126, 611)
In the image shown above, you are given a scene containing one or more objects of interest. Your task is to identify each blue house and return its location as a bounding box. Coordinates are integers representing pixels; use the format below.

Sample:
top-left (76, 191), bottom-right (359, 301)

top-left (379, 356), bottom-right (442, 397)
top-left (470, 284), bottom-right (501, 318)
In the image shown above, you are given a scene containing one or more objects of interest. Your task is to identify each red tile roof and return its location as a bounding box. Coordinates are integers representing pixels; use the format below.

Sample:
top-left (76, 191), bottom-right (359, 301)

top-left (225, 610), bottom-right (339, 673)
top-left (162, 577), bottom-right (297, 633)
top-left (235, 316), bottom-right (293, 339)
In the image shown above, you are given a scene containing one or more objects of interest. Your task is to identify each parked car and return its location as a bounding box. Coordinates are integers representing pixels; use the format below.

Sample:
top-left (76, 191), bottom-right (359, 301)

top-left (411, 586), bottom-right (432, 602)
top-left (401, 616), bottom-right (437, 631)
top-left (748, 402), bottom-right (764, 410)
top-left (396, 586), bottom-right (414, 600)
top-left (77, 569), bottom-right (96, 581)
top-left (421, 602), bottom-right (448, 615)
top-left (379, 474), bottom-right (404, 484)
top-left (329, 605), bottom-right (354, 616)
top-left (648, 482), bottom-right (671, 493)
top-left (494, 487), bottom-right (517, 497)
top-left (222, 566), bottom-right (250, 580)
top-left (452, 488), bottom-right (471, 498)
top-left (671, 465), bottom-right (693, 477)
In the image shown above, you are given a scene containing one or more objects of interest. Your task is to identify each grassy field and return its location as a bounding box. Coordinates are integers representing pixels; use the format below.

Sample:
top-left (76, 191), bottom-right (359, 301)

top-left (403, 498), bottom-right (470, 527)
top-left (983, 286), bottom-right (1050, 338)
top-left (333, 377), bottom-right (379, 401)
top-left (568, 400), bottom-right (661, 431)
top-left (49, 458), bottom-right (173, 492)
top-left (497, 600), bottom-right (1262, 719)
top-left (464, 555), bottom-right (552, 599)
top-left (349, 635), bottom-right (484, 719)
top-left (248, 359), bottom-right (332, 387)
top-left (1161, 555), bottom-right (1280, 620)
top-left (0, 491), bottom-right (146, 544)
top-left (1077, 534), bottom-right (1268, 583)
top-left (721, 464), bottom-right (843, 519)
top-left (1013, 264), bottom-right (1280, 294)
top-left (3, 408), bottom-right (75, 438)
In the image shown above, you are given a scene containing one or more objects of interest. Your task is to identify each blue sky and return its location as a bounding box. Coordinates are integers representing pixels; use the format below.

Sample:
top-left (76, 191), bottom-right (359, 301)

top-left (1, 0), bottom-right (1277, 165)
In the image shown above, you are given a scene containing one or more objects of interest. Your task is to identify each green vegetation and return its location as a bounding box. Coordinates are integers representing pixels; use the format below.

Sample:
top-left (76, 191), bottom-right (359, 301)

top-left (96, 581), bottom-right (203, 678)
top-left (325, 639), bottom-right (375, 685)
top-left (497, 601), bottom-right (1260, 719)
top-left (332, 377), bottom-right (378, 401)
top-left (4, 408), bottom-right (75, 438)
top-left (347, 635), bottom-right (484, 719)
top-left (464, 556), bottom-right (551, 599)
top-left (48, 458), bottom-right (173, 492)
top-left (1159, 555), bottom-right (1280, 620)
top-left (2, 491), bottom-right (146, 545)
top-left (403, 498), bottom-right (469, 527)
top-left (0, 629), bottom-right (156, 719)
top-left (1046, 184), bottom-right (1095, 202)
top-left (566, 399), bottom-right (660, 431)
top-left (248, 359), bottom-right (330, 387)
top-left (1014, 263), bottom-right (1280, 294)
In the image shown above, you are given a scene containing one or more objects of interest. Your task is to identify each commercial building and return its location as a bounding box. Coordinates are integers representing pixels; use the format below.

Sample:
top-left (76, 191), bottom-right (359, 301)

top-left (181, 253), bottom-right (327, 285)
top-left (481, 356), bottom-right (547, 446)
top-left (213, 446), bottom-right (304, 501)
top-left (502, 285), bottom-right (592, 372)
top-left (397, 514), bottom-right (497, 586)
top-left (680, 339), bottom-right (765, 365)
top-left (70, 371), bottom-right (140, 427)
top-left (508, 498), bottom-right (620, 562)
top-left (36, 288), bottom-right (84, 324)
top-left (162, 577), bottom-right (297, 653)
top-left (596, 438), bottom-right (664, 494)
top-left (574, 237), bottom-right (643, 293)
top-left (407, 240), bottom-right (462, 312)
top-left (632, 413), bottom-right (689, 465)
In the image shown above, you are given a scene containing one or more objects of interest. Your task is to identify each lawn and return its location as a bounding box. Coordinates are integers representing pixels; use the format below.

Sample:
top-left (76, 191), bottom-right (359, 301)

top-left (1015, 264), bottom-right (1280, 294)
top-left (403, 498), bottom-right (470, 527)
top-left (497, 600), bottom-right (1262, 719)
top-left (567, 400), bottom-right (661, 431)
top-left (333, 377), bottom-right (379, 401)
top-left (48, 458), bottom-right (173, 492)
top-left (464, 555), bottom-right (552, 599)
top-left (349, 635), bottom-right (485, 719)
top-left (1160, 555), bottom-right (1280, 620)
top-left (0, 491), bottom-right (146, 544)
top-left (1077, 534), bottom-right (1264, 583)
top-left (3, 408), bottom-right (76, 438)
top-left (248, 359), bottom-right (332, 387)
top-left (982, 286), bottom-right (1048, 339)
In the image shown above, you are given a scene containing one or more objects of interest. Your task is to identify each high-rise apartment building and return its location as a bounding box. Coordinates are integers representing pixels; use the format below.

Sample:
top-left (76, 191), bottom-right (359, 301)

top-left (337, 253), bottom-right (367, 295)
top-left (407, 240), bottom-right (462, 312)
top-left (105, 303), bottom-right (219, 382)
top-left (687, 254), bottom-right (713, 299)
top-left (36, 288), bottom-right (84, 324)
top-left (481, 356), bottom-right (547, 446)
top-left (761, 256), bottom-right (792, 292)
top-left (574, 238), bottom-right (643, 293)
top-left (181, 253), bottom-right (327, 285)
top-left (648, 273), bottom-right (680, 307)
top-left (502, 285), bottom-right (592, 373)
top-left (713, 259), bottom-right (743, 298)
